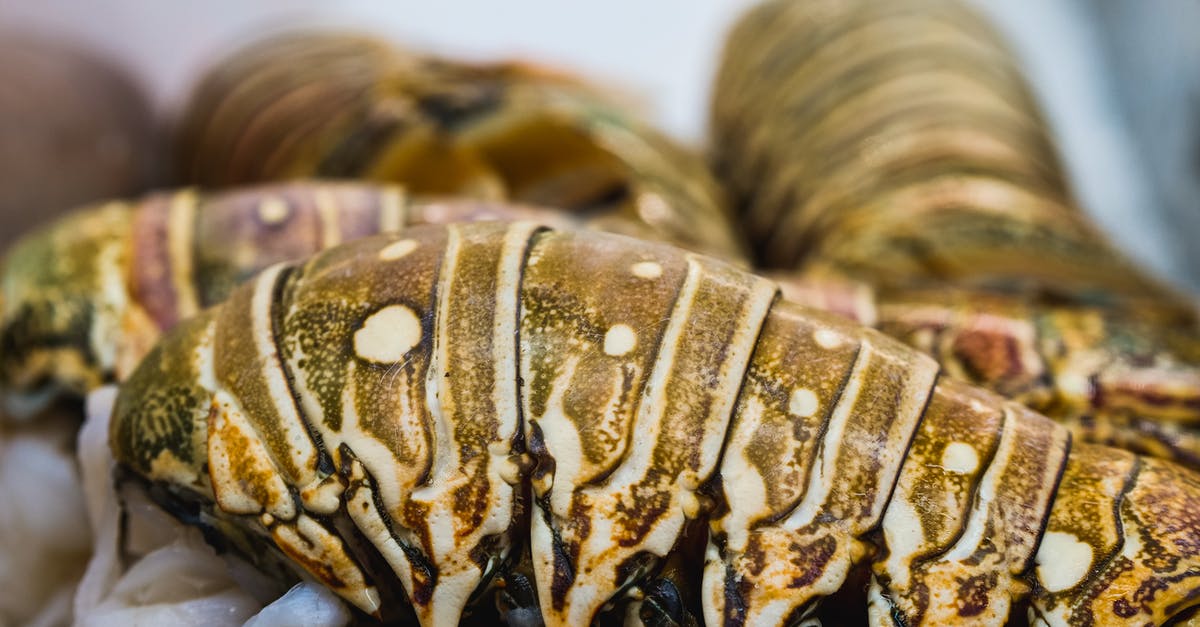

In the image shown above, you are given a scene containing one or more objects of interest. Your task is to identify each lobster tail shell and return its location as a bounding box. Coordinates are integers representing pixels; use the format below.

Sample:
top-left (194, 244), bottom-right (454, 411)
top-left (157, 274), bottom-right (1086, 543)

top-left (111, 223), bottom-right (1200, 624)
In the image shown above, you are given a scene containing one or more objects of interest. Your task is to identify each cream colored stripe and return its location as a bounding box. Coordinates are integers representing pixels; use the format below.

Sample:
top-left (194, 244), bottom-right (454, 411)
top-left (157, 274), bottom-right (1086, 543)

top-left (166, 190), bottom-right (201, 318)
top-left (421, 225), bottom-right (460, 498)
top-left (378, 185), bottom-right (407, 232)
top-left (784, 343), bottom-right (869, 529)
top-left (605, 257), bottom-right (702, 490)
top-left (942, 407), bottom-right (1011, 561)
top-left (494, 223), bottom-right (540, 441)
top-left (314, 188), bottom-right (344, 249)
top-left (690, 267), bottom-right (777, 488)
top-left (248, 263), bottom-right (319, 487)
top-left (89, 220), bottom-right (132, 372)
top-left (345, 461), bottom-right (418, 607)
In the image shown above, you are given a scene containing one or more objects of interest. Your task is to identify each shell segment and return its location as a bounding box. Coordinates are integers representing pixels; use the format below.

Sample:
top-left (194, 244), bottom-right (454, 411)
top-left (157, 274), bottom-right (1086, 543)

top-left (276, 222), bottom-right (539, 623)
top-left (868, 378), bottom-right (1070, 624)
top-left (703, 302), bottom-right (939, 626)
top-left (0, 182), bottom-right (413, 409)
top-left (519, 230), bottom-right (776, 624)
top-left (1032, 444), bottom-right (1200, 625)
top-left (0, 200), bottom-right (134, 402)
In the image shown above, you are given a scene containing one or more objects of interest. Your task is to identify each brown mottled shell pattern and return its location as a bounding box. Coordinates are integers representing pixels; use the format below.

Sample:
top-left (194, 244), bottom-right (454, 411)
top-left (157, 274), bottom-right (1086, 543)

top-left (0, 182), bottom-right (574, 408)
top-left (714, 0), bottom-right (1200, 475)
top-left (110, 223), bottom-right (1200, 625)
top-left (0, 0), bottom-right (1198, 624)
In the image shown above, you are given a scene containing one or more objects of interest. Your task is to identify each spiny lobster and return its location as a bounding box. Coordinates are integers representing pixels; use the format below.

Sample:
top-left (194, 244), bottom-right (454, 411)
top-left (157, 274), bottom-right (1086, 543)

top-left (164, 16), bottom-right (1200, 465)
top-left (711, 0), bottom-right (1193, 315)
top-left (710, 0), bottom-right (1200, 466)
top-left (110, 222), bottom-right (1200, 625)
top-left (4, 181), bottom-right (1199, 472)
top-left (175, 31), bottom-right (745, 264)
top-left (774, 273), bottom-right (1200, 468)
top-left (0, 182), bottom-right (571, 414)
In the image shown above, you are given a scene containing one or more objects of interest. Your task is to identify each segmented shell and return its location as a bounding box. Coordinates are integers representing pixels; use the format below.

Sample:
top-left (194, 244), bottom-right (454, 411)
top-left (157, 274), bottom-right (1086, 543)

top-left (713, 0), bottom-right (1200, 473)
top-left (176, 32), bottom-right (746, 263)
top-left (0, 182), bottom-right (572, 411)
top-left (712, 0), bottom-right (1192, 313)
top-left (111, 223), bottom-right (1200, 625)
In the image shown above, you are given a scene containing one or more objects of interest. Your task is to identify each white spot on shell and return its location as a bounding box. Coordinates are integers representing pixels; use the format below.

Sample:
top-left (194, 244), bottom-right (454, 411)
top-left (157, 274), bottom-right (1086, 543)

top-left (788, 388), bottom-right (819, 417)
top-left (354, 305), bottom-right (422, 364)
top-left (631, 261), bottom-right (663, 279)
top-left (1036, 531), bottom-right (1094, 592)
top-left (604, 324), bottom-right (637, 356)
top-left (814, 328), bottom-right (842, 349)
top-left (379, 238), bottom-right (418, 261)
top-left (498, 454), bottom-right (526, 486)
top-left (941, 442), bottom-right (979, 474)
top-left (257, 197), bottom-right (290, 225)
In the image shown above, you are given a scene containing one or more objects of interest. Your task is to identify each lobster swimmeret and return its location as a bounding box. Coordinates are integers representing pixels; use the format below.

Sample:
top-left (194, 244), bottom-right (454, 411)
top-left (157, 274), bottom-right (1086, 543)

top-left (111, 222), bottom-right (1200, 626)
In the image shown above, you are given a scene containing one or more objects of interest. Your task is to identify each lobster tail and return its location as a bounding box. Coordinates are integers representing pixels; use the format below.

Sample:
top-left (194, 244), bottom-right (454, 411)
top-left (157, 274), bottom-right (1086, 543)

top-left (111, 224), bottom-right (1200, 624)
top-left (176, 32), bottom-right (747, 264)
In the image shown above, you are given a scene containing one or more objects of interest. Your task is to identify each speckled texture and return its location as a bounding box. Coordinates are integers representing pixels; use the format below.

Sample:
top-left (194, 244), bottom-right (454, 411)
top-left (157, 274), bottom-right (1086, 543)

top-left (111, 224), bottom-right (1200, 625)
top-left (0, 182), bottom-right (581, 415)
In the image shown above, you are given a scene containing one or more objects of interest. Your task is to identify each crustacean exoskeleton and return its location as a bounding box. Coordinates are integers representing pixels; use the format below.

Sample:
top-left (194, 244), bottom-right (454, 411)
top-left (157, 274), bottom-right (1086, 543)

top-left (110, 222), bottom-right (1200, 625)
top-left (176, 32), bottom-right (745, 263)
top-left (711, 0), bottom-right (1200, 469)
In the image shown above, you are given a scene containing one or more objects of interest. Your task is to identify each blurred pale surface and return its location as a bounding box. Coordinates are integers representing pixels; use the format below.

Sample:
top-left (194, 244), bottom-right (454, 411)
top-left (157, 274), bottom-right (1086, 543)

top-left (0, 0), bottom-right (1196, 291)
top-left (0, 36), bottom-right (159, 248)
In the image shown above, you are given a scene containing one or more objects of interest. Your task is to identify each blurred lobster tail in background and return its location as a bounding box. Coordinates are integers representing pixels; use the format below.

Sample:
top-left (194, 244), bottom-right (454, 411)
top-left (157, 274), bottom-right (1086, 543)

top-left (711, 0), bottom-right (1194, 316)
top-left (773, 270), bottom-right (1200, 468)
top-left (712, 0), bottom-right (1200, 470)
top-left (176, 31), bottom-right (748, 264)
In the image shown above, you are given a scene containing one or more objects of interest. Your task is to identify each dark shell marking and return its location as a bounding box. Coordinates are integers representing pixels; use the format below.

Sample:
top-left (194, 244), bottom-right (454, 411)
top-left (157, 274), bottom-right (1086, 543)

top-left (0, 181), bottom-right (580, 412)
top-left (112, 223), bottom-right (1200, 625)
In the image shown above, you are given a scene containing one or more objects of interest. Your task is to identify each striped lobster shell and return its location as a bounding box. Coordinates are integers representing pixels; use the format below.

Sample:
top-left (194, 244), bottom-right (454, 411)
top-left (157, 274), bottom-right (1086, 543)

top-left (4, 182), bottom-right (1198, 473)
top-left (165, 19), bottom-right (1200, 464)
top-left (0, 182), bottom-right (573, 413)
top-left (111, 222), bottom-right (1200, 625)
top-left (711, 0), bottom-right (1193, 314)
top-left (775, 273), bottom-right (1200, 469)
top-left (166, 16), bottom-right (1200, 465)
top-left (711, 0), bottom-right (1200, 471)
top-left (176, 31), bottom-right (745, 263)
